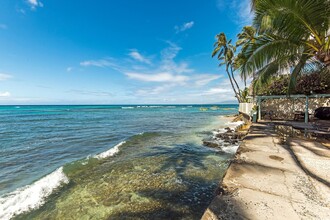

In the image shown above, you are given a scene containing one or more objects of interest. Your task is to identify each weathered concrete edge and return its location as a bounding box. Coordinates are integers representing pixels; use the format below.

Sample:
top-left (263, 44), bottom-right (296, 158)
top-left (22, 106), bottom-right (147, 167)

top-left (200, 125), bottom-right (252, 220)
top-left (201, 140), bottom-right (245, 220)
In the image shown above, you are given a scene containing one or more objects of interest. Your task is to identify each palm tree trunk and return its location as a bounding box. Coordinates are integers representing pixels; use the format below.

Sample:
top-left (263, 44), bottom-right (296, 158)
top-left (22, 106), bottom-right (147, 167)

top-left (230, 66), bottom-right (242, 101)
top-left (226, 66), bottom-right (240, 102)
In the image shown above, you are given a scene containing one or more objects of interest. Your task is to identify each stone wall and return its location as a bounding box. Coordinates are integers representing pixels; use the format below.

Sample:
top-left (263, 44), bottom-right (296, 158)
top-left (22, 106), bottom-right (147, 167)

top-left (260, 97), bottom-right (330, 120)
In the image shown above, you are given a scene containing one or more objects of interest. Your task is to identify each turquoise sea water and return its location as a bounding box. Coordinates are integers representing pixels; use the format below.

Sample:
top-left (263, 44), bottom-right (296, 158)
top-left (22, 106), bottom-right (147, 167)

top-left (0, 105), bottom-right (238, 219)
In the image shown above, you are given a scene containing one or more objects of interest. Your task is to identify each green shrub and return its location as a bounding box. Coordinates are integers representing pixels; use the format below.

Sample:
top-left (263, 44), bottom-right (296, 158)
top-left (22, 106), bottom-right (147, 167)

top-left (296, 72), bottom-right (328, 94)
top-left (255, 69), bottom-right (330, 95)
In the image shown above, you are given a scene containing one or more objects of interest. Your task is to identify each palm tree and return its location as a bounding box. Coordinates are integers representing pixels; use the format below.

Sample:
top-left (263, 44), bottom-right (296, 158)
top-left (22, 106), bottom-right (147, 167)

top-left (243, 0), bottom-right (330, 93)
top-left (235, 26), bottom-right (257, 85)
top-left (236, 26), bottom-right (257, 52)
top-left (212, 33), bottom-right (242, 102)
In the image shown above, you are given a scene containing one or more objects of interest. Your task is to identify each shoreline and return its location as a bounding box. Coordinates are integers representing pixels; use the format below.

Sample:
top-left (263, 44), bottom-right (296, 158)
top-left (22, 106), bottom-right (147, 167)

top-left (203, 114), bottom-right (249, 154)
top-left (201, 122), bottom-right (330, 219)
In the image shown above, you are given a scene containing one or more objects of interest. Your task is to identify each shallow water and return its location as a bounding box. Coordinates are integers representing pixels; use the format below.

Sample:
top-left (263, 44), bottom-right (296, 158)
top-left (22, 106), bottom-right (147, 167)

top-left (0, 105), bottom-right (238, 219)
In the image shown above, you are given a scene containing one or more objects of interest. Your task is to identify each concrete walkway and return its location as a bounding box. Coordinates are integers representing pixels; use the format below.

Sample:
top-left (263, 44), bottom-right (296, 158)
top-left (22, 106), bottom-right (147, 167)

top-left (202, 123), bottom-right (330, 220)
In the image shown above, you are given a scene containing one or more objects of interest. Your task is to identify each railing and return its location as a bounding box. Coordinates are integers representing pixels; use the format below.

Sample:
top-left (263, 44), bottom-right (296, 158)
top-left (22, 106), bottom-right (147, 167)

top-left (256, 94), bottom-right (330, 123)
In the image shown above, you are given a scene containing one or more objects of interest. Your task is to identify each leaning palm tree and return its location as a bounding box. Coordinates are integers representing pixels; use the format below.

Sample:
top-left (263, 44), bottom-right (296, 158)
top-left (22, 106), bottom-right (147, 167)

top-left (243, 0), bottom-right (330, 92)
top-left (212, 33), bottom-right (242, 102)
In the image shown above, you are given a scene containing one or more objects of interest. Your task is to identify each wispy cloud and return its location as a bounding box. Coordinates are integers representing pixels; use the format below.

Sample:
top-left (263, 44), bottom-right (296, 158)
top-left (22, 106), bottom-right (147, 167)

top-left (202, 87), bottom-right (232, 95)
top-left (0, 91), bottom-right (11, 97)
top-left (161, 41), bottom-right (182, 60)
top-left (80, 58), bottom-right (115, 68)
top-left (175, 21), bottom-right (194, 33)
top-left (0, 73), bottom-right (12, 81)
top-left (76, 42), bottom-right (225, 101)
top-left (233, 0), bottom-right (253, 25)
top-left (123, 42), bottom-right (222, 96)
top-left (128, 49), bottom-right (151, 64)
top-left (18, 8), bottom-right (26, 14)
top-left (67, 89), bottom-right (113, 97)
top-left (194, 74), bottom-right (221, 86)
top-left (216, 0), bottom-right (253, 26)
top-left (66, 67), bottom-right (73, 72)
top-left (135, 84), bottom-right (175, 96)
top-left (125, 72), bottom-right (188, 84)
top-left (0, 24), bottom-right (7, 30)
top-left (160, 42), bottom-right (193, 74)
top-left (27, 0), bottom-right (43, 10)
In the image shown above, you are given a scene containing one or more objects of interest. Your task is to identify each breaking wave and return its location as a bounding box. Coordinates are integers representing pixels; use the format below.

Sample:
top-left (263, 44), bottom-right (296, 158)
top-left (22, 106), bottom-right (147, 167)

top-left (0, 167), bottom-right (69, 220)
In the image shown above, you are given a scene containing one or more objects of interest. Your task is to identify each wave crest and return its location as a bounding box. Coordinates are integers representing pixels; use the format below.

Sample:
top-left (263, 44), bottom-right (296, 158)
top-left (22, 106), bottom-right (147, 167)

top-left (94, 141), bottom-right (126, 159)
top-left (0, 167), bottom-right (69, 220)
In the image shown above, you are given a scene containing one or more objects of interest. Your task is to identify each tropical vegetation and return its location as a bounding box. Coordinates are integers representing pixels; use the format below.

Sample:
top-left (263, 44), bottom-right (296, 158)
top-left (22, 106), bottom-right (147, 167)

top-left (257, 71), bottom-right (330, 95)
top-left (213, 0), bottom-right (330, 101)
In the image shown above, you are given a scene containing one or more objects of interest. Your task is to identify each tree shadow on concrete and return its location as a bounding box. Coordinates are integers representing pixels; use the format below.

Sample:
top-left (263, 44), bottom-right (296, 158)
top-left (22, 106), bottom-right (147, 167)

top-left (285, 139), bottom-right (330, 187)
top-left (268, 122), bottom-right (330, 187)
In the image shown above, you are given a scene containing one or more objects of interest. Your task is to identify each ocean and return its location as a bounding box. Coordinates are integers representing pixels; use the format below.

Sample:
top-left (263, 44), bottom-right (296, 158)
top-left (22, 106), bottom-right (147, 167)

top-left (0, 104), bottom-right (239, 219)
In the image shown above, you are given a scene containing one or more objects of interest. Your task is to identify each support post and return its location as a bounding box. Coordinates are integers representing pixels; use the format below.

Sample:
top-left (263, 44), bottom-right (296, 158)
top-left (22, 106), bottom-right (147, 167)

top-left (258, 98), bottom-right (261, 121)
top-left (305, 96), bottom-right (309, 123)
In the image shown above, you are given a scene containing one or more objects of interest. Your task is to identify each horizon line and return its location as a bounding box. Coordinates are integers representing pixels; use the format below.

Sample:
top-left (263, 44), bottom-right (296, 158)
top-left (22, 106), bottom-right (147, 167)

top-left (0, 103), bottom-right (239, 106)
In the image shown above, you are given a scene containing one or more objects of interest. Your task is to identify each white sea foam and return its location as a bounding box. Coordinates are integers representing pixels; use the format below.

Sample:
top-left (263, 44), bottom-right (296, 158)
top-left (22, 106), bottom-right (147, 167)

top-left (94, 141), bottom-right (126, 159)
top-left (221, 144), bottom-right (240, 154)
top-left (207, 119), bottom-right (245, 154)
top-left (121, 107), bottom-right (134, 109)
top-left (226, 121), bottom-right (244, 129)
top-left (0, 167), bottom-right (69, 220)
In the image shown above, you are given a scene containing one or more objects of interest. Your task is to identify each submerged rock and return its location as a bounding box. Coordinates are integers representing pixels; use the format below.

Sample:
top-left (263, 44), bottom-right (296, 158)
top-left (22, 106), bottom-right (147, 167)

top-left (203, 140), bottom-right (220, 148)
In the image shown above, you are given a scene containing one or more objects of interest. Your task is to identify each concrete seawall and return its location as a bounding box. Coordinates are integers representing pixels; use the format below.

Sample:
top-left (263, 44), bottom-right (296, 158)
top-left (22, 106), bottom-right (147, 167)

top-left (202, 123), bottom-right (330, 220)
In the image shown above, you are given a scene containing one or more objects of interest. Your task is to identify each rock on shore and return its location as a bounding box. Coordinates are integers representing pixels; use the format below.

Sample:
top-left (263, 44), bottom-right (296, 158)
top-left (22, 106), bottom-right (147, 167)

top-left (203, 121), bottom-right (247, 154)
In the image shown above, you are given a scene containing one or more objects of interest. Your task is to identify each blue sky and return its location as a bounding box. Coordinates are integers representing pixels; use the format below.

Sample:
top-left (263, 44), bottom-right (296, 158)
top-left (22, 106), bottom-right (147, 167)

top-left (0, 0), bottom-right (252, 104)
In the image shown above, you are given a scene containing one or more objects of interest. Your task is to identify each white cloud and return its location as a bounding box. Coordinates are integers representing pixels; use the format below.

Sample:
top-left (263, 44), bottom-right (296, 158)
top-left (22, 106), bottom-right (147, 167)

top-left (27, 0), bottom-right (43, 9)
top-left (128, 49), bottom-right (151, 64)
top-left (203, 87), bottom-right (232, 95)
top-left (161, 61), bottom-right (193, 74)
top-left (234, 0), bottom-right (253, 25)
top-left (80, 58), bottom-right (114, 68)
top-left (0, 24), bottom-right (7, 29)
top-left (66, 67), bottom-right (73, 72)
top-left (0, 73), bottom-right (12, 81)
top-left (124, 42), bottom-right (224, 98)
top-left (160, 42), bottom-right (193, 74)
top-left (125, 72), bottom-right (188, 84)
top-left (74, 41), bottom-right (237, 103)
top-left (0, 91), bottom-right (11, 97)
top-left (68, 89), bottom-right (113, 97)
top-left (194, 74), bottom-right (221, 86)
top-left (175, 21), bottom-right (194, 33)
top-left (135, 84), bottom-right (174, 96)
top-left (161, 41), bottom-right (182, 60)
top-left (216, 0), bottom-right (253, 25)
top-left (125, 42), bottom-right (192, 85)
